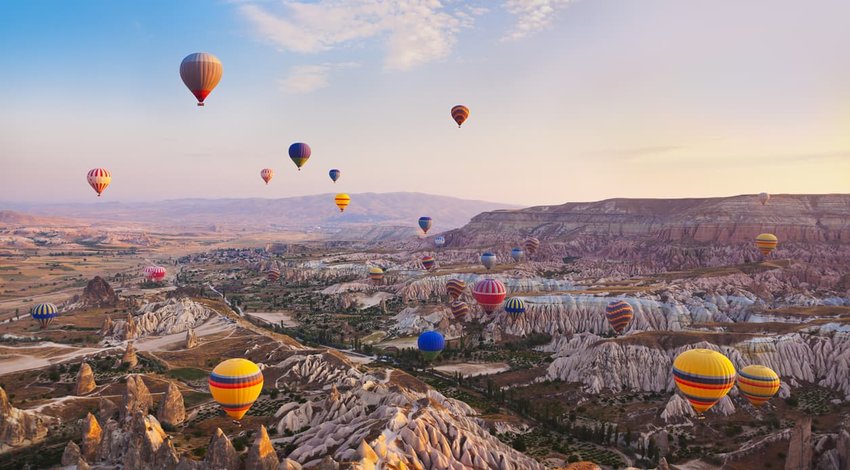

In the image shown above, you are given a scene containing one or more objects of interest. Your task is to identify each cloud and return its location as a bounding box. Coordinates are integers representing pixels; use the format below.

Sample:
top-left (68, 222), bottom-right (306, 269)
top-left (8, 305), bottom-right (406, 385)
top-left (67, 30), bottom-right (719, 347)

top-left (240, 0), bottom-right (476, 71)
top-left (279, 62), bottom-right (359, 94)
top-left (503, 0), bottom-right (575, 41)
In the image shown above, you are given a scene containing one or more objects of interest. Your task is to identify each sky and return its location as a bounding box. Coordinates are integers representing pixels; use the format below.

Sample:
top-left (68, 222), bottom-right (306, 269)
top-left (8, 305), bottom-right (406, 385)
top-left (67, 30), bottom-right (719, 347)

top-left (1, 0), bottom-right (849, 207)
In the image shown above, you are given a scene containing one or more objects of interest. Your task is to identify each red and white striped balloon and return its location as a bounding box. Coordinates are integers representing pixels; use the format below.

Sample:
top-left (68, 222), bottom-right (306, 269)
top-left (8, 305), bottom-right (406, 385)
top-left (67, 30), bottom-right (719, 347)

top-left (87, 168), bottom-right (112, 197)
top-left (472, 278), bottom-right (506, 313)
top-left (143, 266), bottom-right (166, 282)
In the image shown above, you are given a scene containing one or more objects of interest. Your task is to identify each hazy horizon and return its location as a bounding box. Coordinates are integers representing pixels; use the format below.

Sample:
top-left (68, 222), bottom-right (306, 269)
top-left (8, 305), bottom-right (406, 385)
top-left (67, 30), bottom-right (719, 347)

top-left (2, 0), bottom-right (849, 206)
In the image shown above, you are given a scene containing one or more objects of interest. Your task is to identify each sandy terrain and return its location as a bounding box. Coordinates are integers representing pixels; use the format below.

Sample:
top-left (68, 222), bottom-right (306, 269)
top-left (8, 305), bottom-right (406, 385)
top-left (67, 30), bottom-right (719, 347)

top-left (433, 362), bottom-right (511, 377)
top-left (244, 311), bottom-right (299, 327)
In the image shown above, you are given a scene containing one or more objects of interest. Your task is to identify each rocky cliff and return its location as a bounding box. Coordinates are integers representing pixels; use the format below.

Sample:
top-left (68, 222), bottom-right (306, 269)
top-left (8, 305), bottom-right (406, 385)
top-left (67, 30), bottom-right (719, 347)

top-left (103, 297), bottom-right (213, 339)
top-left (0, 386), bottom-right (52, 452)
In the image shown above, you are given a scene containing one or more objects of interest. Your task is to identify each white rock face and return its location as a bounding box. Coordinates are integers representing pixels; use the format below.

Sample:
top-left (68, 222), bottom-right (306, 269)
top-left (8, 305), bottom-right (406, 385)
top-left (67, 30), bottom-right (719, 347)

top-left (105, 298), bottom-right (213, 338)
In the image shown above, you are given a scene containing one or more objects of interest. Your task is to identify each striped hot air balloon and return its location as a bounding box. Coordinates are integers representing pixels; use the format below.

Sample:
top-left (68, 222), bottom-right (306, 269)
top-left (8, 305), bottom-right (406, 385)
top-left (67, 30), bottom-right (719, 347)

top-left (524, 237), bottom-right (540, 256)
top-left (450, 300), bottom-right (470, 320)
top-left (30, 303), bottom-right (58, 329)
top-left (434, 236), bottom-right (446, 248)
top-left (180, 53), bottom-right (222, 106)
top-left (421, 256), bottom-right (436, 271)
top-left (472, 278), bottom-right (506, 313)
top-left (451, 105), bottom-right (469, 127)
top-left (334, 193), bottom-right (350, 212)
top-left (289, 143), bottom-right (311, 170)
top-left (480, 252), bottom-right (496, 271)
top-left (143, 266), bottom-right (166, 282)
top-left (260, 168), bottom-right (274, 185)
top-left (504, 297), bottom-right (526, 315)
top-left (209, 358), bottom-right (264, 420)
top-left (672, 349), bottom-right (736, 414)
top-left (368, 267), bottom-right (384, 285)
top-left (329, 169), bottom-right (341, 183)
top-left (418, 331), bottom-right (445, 361)
top-left (418, 217), bottom-right (432, 234)
top-left (87, 168), bottom-right (112, 197)
top-left (605, 300), bottom-right (634, 335)
top-left (755, 233), bottom-right (778, 256)
top-left (265, 266), bottom-right (281, 282)
top-left (737, 365), bottom-right (780, 407)
top-left (511, 247), bottom-right (524, 262)
top-left (446, 279), bottom-right (466, 300)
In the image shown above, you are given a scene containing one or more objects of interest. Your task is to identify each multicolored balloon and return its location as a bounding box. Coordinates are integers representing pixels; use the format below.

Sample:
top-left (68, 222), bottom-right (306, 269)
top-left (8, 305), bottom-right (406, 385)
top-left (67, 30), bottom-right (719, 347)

top-left (329, 169), bottom-right (341, 183)
top-left (209, 358), bottom-right (264, 420)
top-left (511, 247), bottom-right (524, 263)
top-left (30, 302), bottom-right (58, 329)
top-left (446, 279), bottom-right (466, 300)
top-left (289, 143), bottom-right (311, 171)
top-left (504, 297), bottom-right (526, 315)
top-left (421, 255), bottom-right (436, 271)
top-left (266, 266), bottom-right (281, 282)
top-left (368, 267), bottom-right (384, 285)
top-left (755, 233), bottom-right (778, 256)
top-left (180, 52), bottom-right (222, 106)
top-left (417, 331), bottom-right (445, 361)
top-left (260, 168), bottom-right (274, 185)
top-left (434, 236), bottom-right (446, 248)
top-left (480, 252), bottom-right (496, 271)
top-left (87, 168), bottom-right (112, 197)
top-left (524, 237), bottom-right (540, 256)
top-left (737, 365), bottom-right (780, 407)
top-left (672, 349), bottom-right (736, 414)
top-left (758, 192), bottom-right (770, 206)
top-left (451, 105), bottom-right (469, 128)
top-left (418, 217), bottom-right (433, 234)
top-left (143, 266), bottom-right (166, 282)
top-left (605, 300), bottom-right (634, 335)
top-left (472, 278), bottom-right (506, 313)
top-left (334, 193), bottom-right (351, 212)
top-left (450, 300), bottom-right (470, 320)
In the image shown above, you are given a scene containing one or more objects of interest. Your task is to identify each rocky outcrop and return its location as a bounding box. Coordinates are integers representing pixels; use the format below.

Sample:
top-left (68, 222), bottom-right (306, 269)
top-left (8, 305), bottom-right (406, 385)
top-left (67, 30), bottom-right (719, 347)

top-left (81, 412), bottom-right (102, 461)
top-left (103, 298), bottom-right (213, 339)
top-left (245, 425), bottom-right (279, 470)
top-left (76, 458), bottom-right (91, 470)
top-left (205, 428), bottom-right (238, 470)
top-left (100, 316), bottom-right (114, 336)
top-left (157, 382), bottom-right (185, 427)
top-left (61, 440), bottom-right (81, 466)
top-left (99, 397), bottom-right (118, 421)
top-left (122, 342), bottom-right (138, 368)
top-left (75, 362), bottom-right (96, 395)
top-left (122, 375), bottom-right (153, 420)
top-left (839, 429), bottom-right (850, 470)
top-left (122, 411), bottom-right (177, 470)
top-left (185, 327), bottom-right (199, 349)
top-left (278, 459), bottom-right (303, 470)
top-left (82, 276), bottom-right (119, 307)
top-left (560, 463), bottom-right (601, 470)
top-left (0, 386), bottom-right (51, 451)
top-left (786, 417), bottom-right (813, 470)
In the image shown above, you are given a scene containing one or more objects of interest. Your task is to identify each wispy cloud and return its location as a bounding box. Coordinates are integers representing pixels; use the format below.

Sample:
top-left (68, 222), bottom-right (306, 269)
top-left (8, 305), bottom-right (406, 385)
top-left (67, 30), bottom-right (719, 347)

top-left (240, 0), bottom-right (477, 71)
top-left (279, 62), bottom-right (359, 94)
top-left (503, 0), bottom-right (575, 41)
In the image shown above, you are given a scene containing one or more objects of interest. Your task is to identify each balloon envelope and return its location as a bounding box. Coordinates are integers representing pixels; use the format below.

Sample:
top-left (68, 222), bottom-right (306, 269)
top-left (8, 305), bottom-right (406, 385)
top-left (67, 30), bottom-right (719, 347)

top-left (755, 233), bottom-right (778, 256)
top-left (209, 358), bottom-right (264, 420)
top-left (335, 193), bottom-right (351, 212)
top-left (143, 266), bottom-right (166, 282)
top-left (329, 169), bottom-right (341, 183)
top-left (87, 168), bottom-right (112, 197)
top-left (472, 278), bottom-right (506, 313)
top-left (260, 168), bottom-right (274, 185)
top-left (758, 192), bottom-right (770, 205)
top-left (480, 252), bottom-right (496, 270)
top-left (434, 236), bottom-right (446, 247)
top-left (524, 237), bottom-right (540, 256)
top-left (180, 52), bottom-right (222, 106)
top-left (672, 349), bottom-right (736, 413)
top-left (451, 105), bottom-right (470, 127)
top-left (504, 297), bottom-right (526, 315)
top-left (605, 300), bottom-right (634, 335)
top-left (446, 279), bottom-right (466, 300)
top-left (30, 302), bottom-right (58, 328)
top-left (737, 365), bottom-right (780, 407)
top-left (368, 267), bottom-right (384, 284)
top-left (511, 247), bottom-right (524, 262)
top-left (266, 266), bottom-right (281, 282)
top-left (450, 300), bottom-right (470, 320)
top-left (289, 143), bottom-right (312, 170)
top-left (418, 217), bottom-right (432, 234)
top-left (421, 256), bottom-right (436, 271)
top-left (418, 331), bottom-right (445, 361)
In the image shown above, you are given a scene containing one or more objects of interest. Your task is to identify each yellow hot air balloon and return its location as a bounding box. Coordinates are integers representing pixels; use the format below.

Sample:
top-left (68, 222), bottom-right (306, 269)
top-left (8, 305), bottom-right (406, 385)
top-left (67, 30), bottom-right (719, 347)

top-left (755, 233), bottom-right (778, 256)
top-left (737, 365), bottom-right (780, 407)
top-left (334, 193), bottom-right (350, 212)
top-left (672, 349), bottom-right (736, 414)
top-left (209, 358), bottom-right (263, 420)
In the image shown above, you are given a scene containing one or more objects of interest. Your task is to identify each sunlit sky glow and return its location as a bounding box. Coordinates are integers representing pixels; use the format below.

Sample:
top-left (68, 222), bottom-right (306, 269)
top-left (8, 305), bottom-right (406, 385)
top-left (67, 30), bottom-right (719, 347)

top-left (1, 0), bottom-right (848, 206)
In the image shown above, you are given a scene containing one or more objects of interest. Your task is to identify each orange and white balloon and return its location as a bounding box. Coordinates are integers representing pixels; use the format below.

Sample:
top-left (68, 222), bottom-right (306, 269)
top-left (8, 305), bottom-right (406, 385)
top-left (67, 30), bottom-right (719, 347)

top-left (87, 168), bottom-right (112, 197)
top-left (260, 168), bottom-right (274, 185)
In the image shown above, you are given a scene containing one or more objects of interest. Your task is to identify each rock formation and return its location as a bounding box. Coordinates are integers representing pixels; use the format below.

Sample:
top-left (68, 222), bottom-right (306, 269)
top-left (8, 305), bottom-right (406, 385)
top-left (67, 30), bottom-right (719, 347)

top-left (100, 316), bottom-right (114, 336)
top-left (121, 375), bottom-right (153, 420)
top-left (99, 397), bottom-right (118, 421)
top-left (560, 463), bottom-right (601, 470)
top-left (81, 276), bottom-right (119, 307)
top-left (185, 327), bottom-right (199, 349)
top-left (205, 428), bottom-right (238, 470)
top-left (839, 429), bottom-right (850, 470)
top-left (786, 417), bottom-right (813, 470)
top-left (278, 459), bottom-right (303, 470)
top-left (245, 425), bottom-right (279, 470)
top-left (81, 412), bottom-right (102, 461)
top-left (0, 386), bottom-right (51, 450)
top-left (122, 342), bottom-right (138, 368)
top-left (61, 440), bottom-right (81, 466)
top-left (157, 382), bottom-right (185, 427)
top-left (76, 458), bottom-right (91, 470)
top-left (122, 411), bottom-right (177, 470)
top-left (75, 362), bottom-right (96, 395)
top-left (102, 298), bottom-right (213, 339)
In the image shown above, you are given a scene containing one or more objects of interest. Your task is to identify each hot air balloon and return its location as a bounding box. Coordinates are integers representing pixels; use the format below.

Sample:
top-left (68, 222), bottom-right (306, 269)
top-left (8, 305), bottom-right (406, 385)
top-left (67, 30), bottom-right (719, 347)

top-left (418, 331), bottom-right (445, 361)
top-left (758, 192), bottom-right (770, 206)
top-left (737, 365), bottom-right (780, 407)
top-left (289, 143), bottom-right (311, 170)
top-left (180, 52), bottom-right (223, 106)
top-left (524, 237), bottom-right (540, 256)
top-left (446, 279), bottom-right (466, 300)
top-left (434, 236), bottom-right (446, 248)
top-left (368, 267), bottom-right (384, 285)
top-left (755, 233), bottom-right (778, 256)
top-left (511, 247), bottom-right (524, 263)
top-left (480, 252), bottom-right (496, 271)
top-left (266, 266), bottom-right (281, 282)
top-left (504, 297), bottom-right (526, 315)
top-left (472, 278), bottom-right (506, 313)
top-left (334, 193), bottom-right (350, 212)
top-left (672, 349), bottom-right (736, 414)
top-left (418, 217), bottom-right (432, 234)
top-left (260, 168), bottom-right (274, 185)
top-left (450, 300), bottom-right (470, 320)
top-left (209, 358), bottom-right (264, 420)
top-left (421, 256), bottom-right (436, 271)
top-left (30, 303), bottom-right (58, 329)
top-left (451, 105), bottom-right (469, 128)
top-left (87, 168), bottom-right (112, 197)
top-left (605, 300), bottom-right (634, 335)
top-left (143, 266), bottom-right (166, 282)
top-left (329, 169), bottom-right (341, 183)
